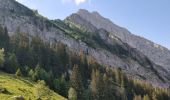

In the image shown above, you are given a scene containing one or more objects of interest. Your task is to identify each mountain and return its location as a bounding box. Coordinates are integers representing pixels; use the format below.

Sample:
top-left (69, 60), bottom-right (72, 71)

top-left (0, 0), bottom-right (170, 89)
top-left (76, 9), bottom-right (170, 75)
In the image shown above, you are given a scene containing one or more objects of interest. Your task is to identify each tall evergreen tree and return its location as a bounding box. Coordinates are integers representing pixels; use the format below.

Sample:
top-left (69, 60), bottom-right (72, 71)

top-left (103, 73), bottom-right (116, 100)
top-left (133, 95), bottom-right (142, 100)
top-left (79, 50), bottom-right (90, 86)
top-left (90, 70), bottom-right (104, 100)
top-left (0, 48), bottom-right (4, 67)
top-left (152, 92), bottom-right (158, 100)
top-left (0, 26), bottom-right (9, 50)
top-left (57, 42), bottom-right (68, 71)
top-left (143, 94), bottom-right (150, 100)
top-left (35, 80), bottom-right (50, 99)
top-left (6, 53), bottom-right (18, 73)
top-left (68, 87), bottom-right (77, 100)
top-left (70, 64), bottom-right (84, 100)
top-left (15, 68), bottom-right (22, 77)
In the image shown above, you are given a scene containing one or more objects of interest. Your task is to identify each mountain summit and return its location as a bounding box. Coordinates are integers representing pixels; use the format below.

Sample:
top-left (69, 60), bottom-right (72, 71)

top-left (76, 9), bottom-right (170, 72)
top-left (0, 0), bottom-right (170, 88)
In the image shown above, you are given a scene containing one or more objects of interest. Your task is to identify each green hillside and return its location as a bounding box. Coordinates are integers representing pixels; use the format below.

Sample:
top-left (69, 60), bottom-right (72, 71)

top-left (0, 72), bottom-right (66, 100)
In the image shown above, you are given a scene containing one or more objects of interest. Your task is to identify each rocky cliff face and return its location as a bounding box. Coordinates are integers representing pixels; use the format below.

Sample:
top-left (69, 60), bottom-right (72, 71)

top-left (76, 9), bottom-right (170, 76)
top-left (0, 0), bottom-right (170, 88)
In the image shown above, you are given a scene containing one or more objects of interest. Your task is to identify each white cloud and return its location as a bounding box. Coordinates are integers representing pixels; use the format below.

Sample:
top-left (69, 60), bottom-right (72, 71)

top-left (16, 0), bottom-right (26, 2)
top-left (16, 0), bottom-right (87, 6)
top-left (75, 0), bottom-right (86, 5)
top-left (62, 0), bottom-right (87, 5)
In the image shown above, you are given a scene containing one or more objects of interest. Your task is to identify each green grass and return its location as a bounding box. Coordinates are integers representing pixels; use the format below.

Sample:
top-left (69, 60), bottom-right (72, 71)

top-left (0, 72), bottom-right (67, 100)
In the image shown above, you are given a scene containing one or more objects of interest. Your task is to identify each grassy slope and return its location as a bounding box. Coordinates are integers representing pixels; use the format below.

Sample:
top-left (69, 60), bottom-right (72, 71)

top-left (0, 72), bottom-right (66, 100)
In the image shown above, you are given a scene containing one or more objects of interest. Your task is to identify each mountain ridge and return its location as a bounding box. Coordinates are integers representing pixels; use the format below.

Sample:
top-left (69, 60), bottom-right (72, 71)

top-left (73, 8), bottom-right (170, 84)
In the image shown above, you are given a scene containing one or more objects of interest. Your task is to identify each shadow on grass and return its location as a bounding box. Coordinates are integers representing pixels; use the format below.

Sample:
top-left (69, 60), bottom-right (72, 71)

top-left (0, 87), bottom-right (13, 95)
top-left (11, 76), bottom-right (34, 87)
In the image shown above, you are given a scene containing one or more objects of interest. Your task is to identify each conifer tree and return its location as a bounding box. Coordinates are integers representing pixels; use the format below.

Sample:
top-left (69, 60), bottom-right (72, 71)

top-left (7, 53), bottom-right (18, 73)
top-left (35, 80), bottom-right (50, 99)
top-left (70, 64), bottom-right (84, 100)
top-left (133, 95), bottom-right (142, 100)
top-left (103, 73), bottom-right (110, 100)
top-left (68, 87), bottom-right (77, 100)
top-left (143, 94), bottom-right (150, 100)
top-left (115, 68), bottom-right (121, 84)
top-left (90, 70), bottom-right (99, 99)
top-left (152, 92), bottom-right (158, 100)
top-left (0, 26), bottom-right (9, 50)
top-left (15, 68), bottom-right (22, 77)
top-left (57, 42), bottom-right (68, 71)
top-left (0, 48), bottom-right (4, 67)
top-left (90, 69), bottom-right (105, 100)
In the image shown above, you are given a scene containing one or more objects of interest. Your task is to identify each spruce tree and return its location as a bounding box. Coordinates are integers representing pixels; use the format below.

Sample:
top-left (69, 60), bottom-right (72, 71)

top-left (68, 87), bottom-right (77, 100)
top-left (35, 80), bottom-right (50, 99)
top-left (133, 95), bottom-right (142, 100)
top-left (152, 92), bottom-right (158, 100)
top-left (0, 48), bottom-right (4, 67)
top-left (15, 68), bottom-right (22, 77)
top-left (0, 26), bottom-right (9, 50)
top-left (7, 53), bottom-right (18, 73)
top-left (70, 65), bottom-right (84, 100)
top-left (143, 94), bottom-right (150, 100)
top-left (90, 70), bottom-right (104, 100)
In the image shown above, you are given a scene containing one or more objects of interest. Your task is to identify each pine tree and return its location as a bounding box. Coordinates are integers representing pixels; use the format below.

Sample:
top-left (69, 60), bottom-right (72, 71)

top-left (34, 64), bottom-right (41, 81)
top-left (120, 72), bottom-right (125, 88)
top-left (68, 87), bottom-right (77, 100)
top-left (79, 50), bottom-right (90, 86)
top-left (90, 69), bottom-right (104, 100)
top-left (103, 73), bottom-right (109, 100)
top-left (152, 92), bottom-right (158, 100)
top-left (133, 95), bottom-right (142, 100)
top-left (57, 42), bottom-right (68, 71)
top-left (0, 26), bottom-right (9, 50)
top-left (34, 80), bottom-right (50, 99)
top-left (143, 94), bottom-right (150, 100)
top-left (0, 48), bottom-right (4, 67)
top-left (15, 68), bottom-right (22, 77)
top-left (70, 65), bottom-right (84, 100)
top-left (115, 68), bottom-right (121, 84)
top-left (90, 70), bottom-right (98, 99)
top-left (28, 69), bottom-right (35, 80)
top-left (103, 73), bottom-right (117, 100)
top-left (7, 53), bottom-right (18, 73)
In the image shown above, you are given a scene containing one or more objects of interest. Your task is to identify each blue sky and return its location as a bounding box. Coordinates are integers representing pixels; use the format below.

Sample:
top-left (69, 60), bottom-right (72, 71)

top-left (16, 0), bottom-right (170, 49)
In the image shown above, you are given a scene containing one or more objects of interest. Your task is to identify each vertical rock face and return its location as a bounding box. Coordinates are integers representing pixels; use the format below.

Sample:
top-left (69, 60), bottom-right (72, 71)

top-left (0, 0), bottom-right (170, 88)
top-left (0, 0), bottom-right (33, 15)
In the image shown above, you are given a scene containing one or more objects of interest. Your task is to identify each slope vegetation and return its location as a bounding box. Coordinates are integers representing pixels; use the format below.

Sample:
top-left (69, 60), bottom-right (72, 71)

top-left (0, 72), bottom-right (66, 100)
